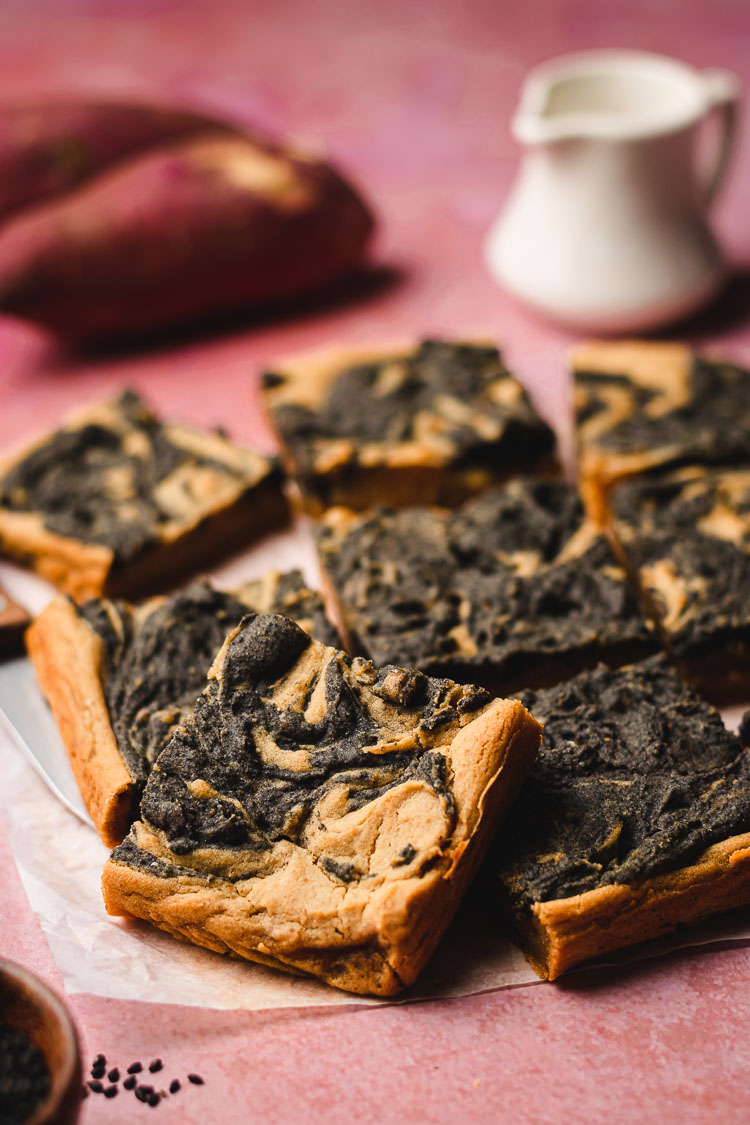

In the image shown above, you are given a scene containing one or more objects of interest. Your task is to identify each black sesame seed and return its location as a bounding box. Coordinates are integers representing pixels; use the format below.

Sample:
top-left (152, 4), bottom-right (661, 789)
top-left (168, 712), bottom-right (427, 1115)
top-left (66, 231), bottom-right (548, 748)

top-left (169, 1079), bottom-right (181, 1094)
top-left (127, 1061), bottom-right (143, 1074)
top-left (87, 1079), bottom-right (104, 1093)
top-left (94, 1054), bottom-right (106, 1067)
top-left (91, 1063), bottom-right (105, 1079)
top-left (123, 1075), bottom-right (136, 1090)
top-left (135, 1085), bottom-right (149, 1102)
top-left (0, 1024), bottom-right (52, 1125)
top-left (104, 1085), bottom-right (118, 1098)
top-left (149, 1058), bottom-right (163, 1073)
top-left (108, 1067), bottom-right (120, 1082)
top-left (188, 1073), bottom-right (204, 1085)
top-left (148, 1092), bottom-right (161, 1106)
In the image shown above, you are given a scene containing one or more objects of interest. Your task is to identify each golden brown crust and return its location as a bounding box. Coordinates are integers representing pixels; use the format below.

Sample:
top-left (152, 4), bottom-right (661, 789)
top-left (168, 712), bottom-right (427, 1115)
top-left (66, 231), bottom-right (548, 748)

top-left (289, 464), bottom-right (516, 517)
top-left (264, 341), bottom-right (422, 410)
top-left (263, 339), bottom-right (558, 514)
top-left (572, 340), bottom-right (692, 396)
top-left (0, 510), bottom-right (114, 601)
top-left (266, 342), bottom-right (479, 516)
top-left (26, 598), bottom-right (136, 847)
top-left (0, 395), bottom-right (290, 600)
top-left (572, 340), bottom-right (694, 523)
top-left (102, 694), bottom-right (542, 996)
top-left (103, 478), bottom-right (289, 600)
top-left (605, 464), bottom-right (750, 704)
top-left (0, 481), bottom-right (289, 601)
top-left (510, 830), bottom-right (750, 981)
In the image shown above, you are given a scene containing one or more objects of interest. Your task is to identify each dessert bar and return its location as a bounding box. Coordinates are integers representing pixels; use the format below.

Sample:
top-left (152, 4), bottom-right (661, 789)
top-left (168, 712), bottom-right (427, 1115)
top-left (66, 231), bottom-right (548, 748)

top-left (103, 613), bottom-right (542, 995)
top-left (27, 572), bottom-right (338, 846)
top-left (262, 338), bottom-right (556, 512)
top-left (609, 464), bottom-right (750, 702)
top-left (316, 478), bottom-right (656, 694)
top-left (573, 340), bottom-right (750, 521)
top-left (0, 389), bottom-right (289, 600)
top-left (496, 656), bottom-right (750, 979)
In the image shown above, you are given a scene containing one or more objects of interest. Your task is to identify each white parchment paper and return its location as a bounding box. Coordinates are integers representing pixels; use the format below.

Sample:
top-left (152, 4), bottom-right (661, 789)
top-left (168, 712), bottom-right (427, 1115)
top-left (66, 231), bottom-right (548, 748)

top-left (0, 544), bottom-right (542, 1010)
top-left (2, 547), bottom-right (750, 1012)
top-left (2, 723), bottom-right (542, 1009)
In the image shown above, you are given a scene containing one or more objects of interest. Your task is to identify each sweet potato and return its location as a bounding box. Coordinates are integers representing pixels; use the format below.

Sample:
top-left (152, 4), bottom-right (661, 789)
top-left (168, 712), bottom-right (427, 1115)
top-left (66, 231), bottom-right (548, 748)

top-left (0, 131), bottom-right (374, 339)
top-left (0, 99), bottom-right (235, 224)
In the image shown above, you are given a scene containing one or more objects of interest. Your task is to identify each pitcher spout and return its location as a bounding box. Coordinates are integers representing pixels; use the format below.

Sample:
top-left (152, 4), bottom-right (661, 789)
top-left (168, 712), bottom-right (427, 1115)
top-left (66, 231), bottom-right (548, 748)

top-left (487, 49), bottom-right (740, 333)
top-left (512, 50), bottom-right (737, 145)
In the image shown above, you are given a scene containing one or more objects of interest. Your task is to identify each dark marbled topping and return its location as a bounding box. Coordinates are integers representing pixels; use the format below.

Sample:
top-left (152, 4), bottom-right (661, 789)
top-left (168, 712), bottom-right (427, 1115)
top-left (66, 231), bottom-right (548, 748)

top-left (576, 356), bottom-right (750, 465)
top-left (111, 836), bottom-right (215, 882)
top-left (496, 656), bottom-right (750, 906)
top-left (241, 569), bottom-right (340, 649)
top-left (317, 479), bottom-right (655, 689)
top-left (265, 339), bottom-right (555, 489)
top-left (79, 573), bottom-right (339, 791)
top-left (612, 467), bottom-right (750, 659)
top-left (81, 583), bottom-right (250, 787)
top-left (136, 614), bottom-right (471, 862)
top-left (0, 389), bottom-right (272, 563)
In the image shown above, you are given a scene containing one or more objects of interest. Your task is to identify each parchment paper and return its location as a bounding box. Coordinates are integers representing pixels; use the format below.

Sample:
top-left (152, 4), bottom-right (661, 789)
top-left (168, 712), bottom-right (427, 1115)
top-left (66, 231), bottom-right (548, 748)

top-left (2, 719), bottom-right (543, 1009)
top-left (2, 540), bottom-right (750, 1013)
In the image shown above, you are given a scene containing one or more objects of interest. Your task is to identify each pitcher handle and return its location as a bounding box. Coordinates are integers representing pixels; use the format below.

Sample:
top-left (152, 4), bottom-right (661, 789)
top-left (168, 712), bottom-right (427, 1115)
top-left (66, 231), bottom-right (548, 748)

top-left (699, 68), bottom-right (740, 208)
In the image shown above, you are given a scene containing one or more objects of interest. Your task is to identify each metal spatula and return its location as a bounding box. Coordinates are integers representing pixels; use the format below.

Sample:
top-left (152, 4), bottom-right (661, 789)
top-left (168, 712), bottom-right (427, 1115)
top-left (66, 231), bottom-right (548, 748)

top-left (0, 656), bottom-right (94, 828)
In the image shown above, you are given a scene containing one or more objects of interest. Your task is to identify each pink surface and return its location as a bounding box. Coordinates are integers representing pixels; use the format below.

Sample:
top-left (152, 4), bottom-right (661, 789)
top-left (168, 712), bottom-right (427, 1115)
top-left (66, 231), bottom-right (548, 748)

top-left (3, 1), bottom-right (750, 1121)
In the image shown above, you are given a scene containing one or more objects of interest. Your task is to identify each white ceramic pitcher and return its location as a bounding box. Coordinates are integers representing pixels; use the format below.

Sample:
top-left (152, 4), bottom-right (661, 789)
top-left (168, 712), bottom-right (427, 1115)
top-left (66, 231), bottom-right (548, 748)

top-left (485, 51), bottom-right (740, 333)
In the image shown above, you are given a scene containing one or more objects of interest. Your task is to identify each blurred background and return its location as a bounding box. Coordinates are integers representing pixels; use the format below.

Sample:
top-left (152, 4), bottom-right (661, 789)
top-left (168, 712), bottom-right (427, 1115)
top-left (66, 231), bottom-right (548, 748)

top-left (1, 0), bottom-right (748, 455)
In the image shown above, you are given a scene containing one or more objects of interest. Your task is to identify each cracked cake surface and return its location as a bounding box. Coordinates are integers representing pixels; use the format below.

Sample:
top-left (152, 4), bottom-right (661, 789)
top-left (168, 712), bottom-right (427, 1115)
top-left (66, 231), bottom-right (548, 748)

top-left (262, 338), bottom-right (557, 511)
top-left (316, 478), bottom-right (655, 694)
top-left (27, 571), bottom-right (339, 846)
top-left (495, 655), bottom-right (750, 979)
top-left (0, 388), bottom-right (288, 598)
top-left (610, 465), bottom-right (750, 701)
top-left (102, 612), bottom-right (542, 995)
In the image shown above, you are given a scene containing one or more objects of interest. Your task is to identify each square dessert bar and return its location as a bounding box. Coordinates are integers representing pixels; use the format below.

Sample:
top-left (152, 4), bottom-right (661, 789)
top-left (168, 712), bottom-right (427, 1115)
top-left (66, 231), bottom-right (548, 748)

top-left (27, 572), bottom-right (339, 846)
top-left (609, 465), bottom-right (750, 703)
top-left (573, 340), bottom-right (750, 521)
top-left (102, 613), bottom-right (542, 996)
top-left (496, 656), bottom-right (750, 980)
top-left (0, 388), bottom-right (289, 600)
top-left (261, 338), bottom-right (557, 512)
top-left (316, 478), bottom-right (656, 695)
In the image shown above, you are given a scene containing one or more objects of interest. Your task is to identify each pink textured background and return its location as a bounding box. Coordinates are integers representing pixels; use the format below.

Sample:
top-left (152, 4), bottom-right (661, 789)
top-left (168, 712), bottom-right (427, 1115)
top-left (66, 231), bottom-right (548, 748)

top-left (3, 1), bottom-right (750, 1121)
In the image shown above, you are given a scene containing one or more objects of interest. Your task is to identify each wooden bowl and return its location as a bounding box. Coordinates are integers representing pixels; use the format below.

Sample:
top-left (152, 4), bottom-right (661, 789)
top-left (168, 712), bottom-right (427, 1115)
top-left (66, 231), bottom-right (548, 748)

top-left (0, 959), bottom-right (81, 1125)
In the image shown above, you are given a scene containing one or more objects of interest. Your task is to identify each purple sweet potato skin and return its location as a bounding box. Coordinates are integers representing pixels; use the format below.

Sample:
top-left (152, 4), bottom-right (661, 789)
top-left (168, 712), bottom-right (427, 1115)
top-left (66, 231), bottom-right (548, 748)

top-left (0, 134), bottom-right (374, 339)
top-left (0, 100), bottom-right (236, 225)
